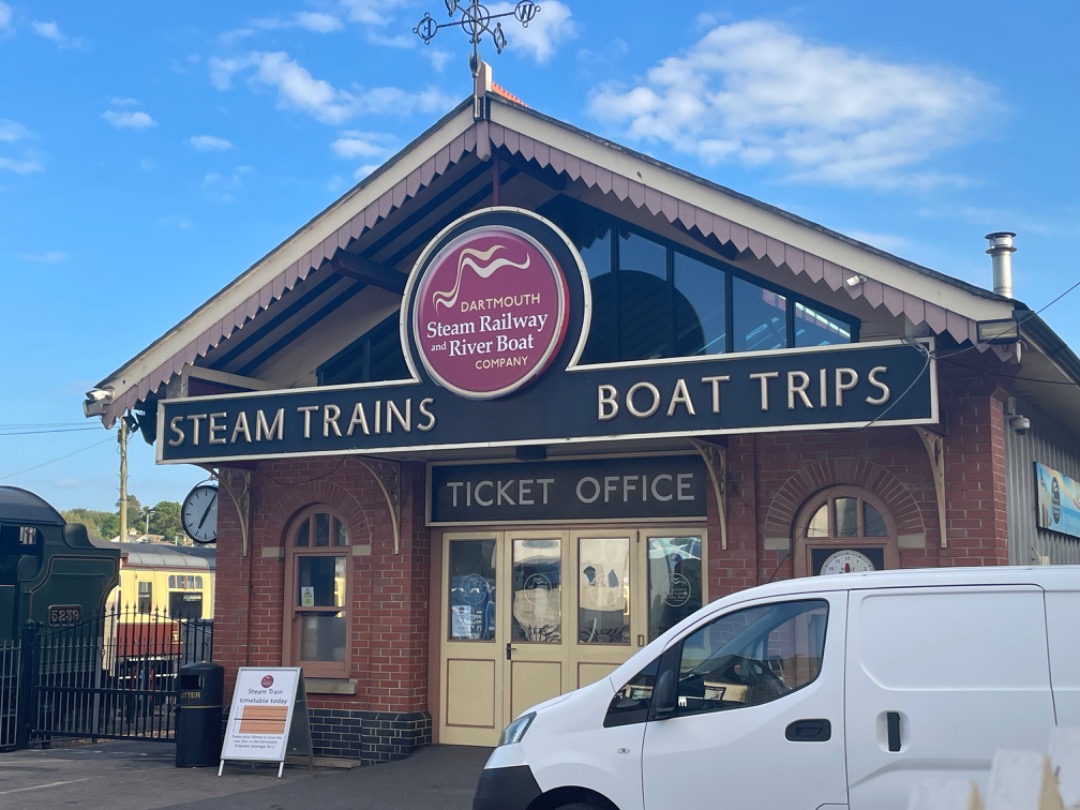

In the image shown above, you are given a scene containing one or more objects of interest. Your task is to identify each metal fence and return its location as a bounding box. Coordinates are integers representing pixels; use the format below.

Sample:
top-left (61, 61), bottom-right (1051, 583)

top-left (0, 606), bottom-right (213, 751)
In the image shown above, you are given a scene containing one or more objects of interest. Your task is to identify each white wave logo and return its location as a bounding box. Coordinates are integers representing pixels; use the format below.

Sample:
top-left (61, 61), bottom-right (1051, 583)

top-left (432, 243), bottom-right (531, 311)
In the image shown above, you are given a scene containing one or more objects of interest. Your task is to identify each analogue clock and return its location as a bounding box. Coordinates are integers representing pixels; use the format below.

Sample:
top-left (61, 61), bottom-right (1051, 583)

top-left (181, 483), bottom-right (219, 544)
top-left (819, 549), bottom-right (875, 576)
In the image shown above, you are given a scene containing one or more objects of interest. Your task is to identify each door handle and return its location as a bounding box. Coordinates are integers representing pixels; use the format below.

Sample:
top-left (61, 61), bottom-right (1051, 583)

top-left (886, 711), bottom-right (902, 752)
top-left (785, 719), bottom-right (831, 742)
top-left (505, 643), bottom-right (516, 661)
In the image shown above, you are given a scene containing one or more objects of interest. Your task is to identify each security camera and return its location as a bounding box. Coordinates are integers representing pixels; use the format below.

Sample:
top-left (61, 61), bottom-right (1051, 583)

top-left (85, 388), bottom-right (113, 403)
top-left (1010, 415), bottom-right (1031, 435)
top-left (83, 387), bottom-right (114, 419)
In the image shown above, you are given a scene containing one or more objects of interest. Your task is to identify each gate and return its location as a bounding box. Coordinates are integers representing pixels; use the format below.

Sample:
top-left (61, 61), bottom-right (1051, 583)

top-left (0, 607), bottom-right (213, 750)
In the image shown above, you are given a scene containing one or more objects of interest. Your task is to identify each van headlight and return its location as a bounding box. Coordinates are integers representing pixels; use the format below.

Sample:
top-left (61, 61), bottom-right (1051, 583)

top-left (497, 712), bottom-right (536, 746)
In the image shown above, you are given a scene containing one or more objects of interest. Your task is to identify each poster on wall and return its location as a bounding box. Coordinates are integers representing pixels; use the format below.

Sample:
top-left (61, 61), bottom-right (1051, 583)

top-left (1035, 462), bottom-right (1080, 540)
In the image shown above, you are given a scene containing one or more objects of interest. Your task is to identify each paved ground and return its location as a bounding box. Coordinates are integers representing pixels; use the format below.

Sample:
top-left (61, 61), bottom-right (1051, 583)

top-left (0, 740), bottom-right (492, 810)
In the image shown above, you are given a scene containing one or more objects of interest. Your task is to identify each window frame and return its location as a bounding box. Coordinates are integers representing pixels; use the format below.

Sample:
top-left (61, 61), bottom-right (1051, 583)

top-left (794, 486), bottom-right (899, 577)
top-left (282, 505), bottom-right (352, 678)
top-left (536, 197), bottom-right (859, 362)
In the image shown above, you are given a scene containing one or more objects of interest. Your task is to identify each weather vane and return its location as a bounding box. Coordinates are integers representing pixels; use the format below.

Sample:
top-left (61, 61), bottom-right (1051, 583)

top-left (414, 1), bottom-right (541, 74)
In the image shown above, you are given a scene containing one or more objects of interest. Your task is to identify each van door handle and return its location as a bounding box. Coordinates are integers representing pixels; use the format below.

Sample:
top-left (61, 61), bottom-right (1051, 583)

top-left (785, 719), bottom-right (831, 742)
top-left (886, 711), bottom-right (901, 752)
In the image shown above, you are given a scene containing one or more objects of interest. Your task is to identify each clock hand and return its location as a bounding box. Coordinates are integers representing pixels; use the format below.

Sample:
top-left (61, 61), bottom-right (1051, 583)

top-left (198, 493), bottom-right (217, 530)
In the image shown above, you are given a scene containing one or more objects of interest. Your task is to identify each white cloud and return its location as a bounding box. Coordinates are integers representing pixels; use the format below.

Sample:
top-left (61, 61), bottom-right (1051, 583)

top-left (0, 156), bottom-right (43, 174)
top-left (354, 163), bottom-right (382, 180)
top-left (203, 166), bottom-right (253, 203)
top-left (495, 0), bottom-right (576, 63)
top-left (0, 119), bottom-right (29, 142)
top-left (110, 97), bottom-right (140, 107)
top-left (31, 19), bottom-right (87, 49)
top-left (31, 20), bottom-right (62, 40)
top-left (331, 130), bottom-right (396, 159)
top-left (587, 20), bottom-right (995, 191)
top-left (20, 250), bottom-right (68, 263)
top-left (0, 2), bottom-right (12, 32)
top-left (157, 214), bottom-right (192, 230)
top-left (248, 12), bottom-right (344, 34)
top-left (187, 135), bottom-right (233, 151)
top-left (425, 48), bottom-right (454, 73)
top-left (209, 51), bottom-right (455, 125)
top-left (340, 0), bottom-right (409, 26)
top-left (101, 110), bottom-right (158, 129)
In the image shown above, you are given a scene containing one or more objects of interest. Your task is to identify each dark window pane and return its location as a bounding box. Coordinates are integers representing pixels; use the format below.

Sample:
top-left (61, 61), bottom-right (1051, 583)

top-left (674, 253), bottom-right (726, 355)
top-left (732, 277), bottom-right (787, 352)
top-left (314, 512), bottom-right (330, 547)
top-left (295, 520), bottom-right (310, 547)
top-left (864, 502), bottom-right (887, 537)
top-left (834, 498), bottom-right (858, 537)
top-left (448, 539), bottom-right (497, 641)
top-left (618, 230), bottom-right (670, 360)
top-left (296, 556), bottom-right (345, 607)
top-left (794, 302), bottom-right (853, 347)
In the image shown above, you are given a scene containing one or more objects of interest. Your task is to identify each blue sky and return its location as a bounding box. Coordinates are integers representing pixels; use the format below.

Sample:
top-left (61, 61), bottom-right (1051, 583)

top-left (1, 0), bottom-right (1077, 514)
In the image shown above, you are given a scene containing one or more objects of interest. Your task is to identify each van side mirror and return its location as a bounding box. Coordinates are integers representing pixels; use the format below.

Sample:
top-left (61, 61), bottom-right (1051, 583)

top-left (652, 669), bottom-right (677, 720)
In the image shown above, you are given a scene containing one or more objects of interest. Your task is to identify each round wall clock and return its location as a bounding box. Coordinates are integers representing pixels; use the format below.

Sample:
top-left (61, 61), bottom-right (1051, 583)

top-left (181, 482), bottom-right (219, 544)
top-left (819, 549), bottom-right (875, 576)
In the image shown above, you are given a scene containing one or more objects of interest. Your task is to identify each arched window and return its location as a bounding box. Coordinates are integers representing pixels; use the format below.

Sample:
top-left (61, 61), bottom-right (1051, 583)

top-left (794, 487), bottom-right (898, 577)
top-left (283, 507), bottom-right (350, 677)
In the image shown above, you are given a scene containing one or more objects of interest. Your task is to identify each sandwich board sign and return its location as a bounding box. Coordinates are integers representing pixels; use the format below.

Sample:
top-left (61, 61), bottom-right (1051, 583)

top-left (219, 667), bottom-right (314, 777)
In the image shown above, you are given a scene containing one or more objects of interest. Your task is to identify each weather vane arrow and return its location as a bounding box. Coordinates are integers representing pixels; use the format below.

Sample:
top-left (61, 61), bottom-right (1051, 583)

top-left (415, 1), bottom-right (541, 74)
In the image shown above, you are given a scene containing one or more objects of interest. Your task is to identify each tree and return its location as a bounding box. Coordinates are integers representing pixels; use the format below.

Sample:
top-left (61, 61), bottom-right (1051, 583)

top-left (61, 508), bottom-right (113, 541)
top-left (149, 501), bottom-right (183, 542)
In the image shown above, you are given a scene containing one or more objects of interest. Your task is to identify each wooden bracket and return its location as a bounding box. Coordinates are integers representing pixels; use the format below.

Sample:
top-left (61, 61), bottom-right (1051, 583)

top-left (915, 426), bottom-right (947, 548)
top-left (353, 458), bottom-right (402, 554)
top-left (216, 468), bottom-right (252, 557)
top-left (690, 440), bottom-right (728, 550)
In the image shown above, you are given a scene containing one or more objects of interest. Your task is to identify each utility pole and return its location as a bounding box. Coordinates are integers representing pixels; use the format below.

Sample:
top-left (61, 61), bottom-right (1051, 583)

top-left (119, 419), bottom-right (128, 542)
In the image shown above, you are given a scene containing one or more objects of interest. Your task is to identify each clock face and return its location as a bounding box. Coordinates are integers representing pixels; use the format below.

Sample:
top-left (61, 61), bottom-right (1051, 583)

top-left (819, 549), bottom-right (875, 576)
top-left (181, 484), bottom-right (218, 544)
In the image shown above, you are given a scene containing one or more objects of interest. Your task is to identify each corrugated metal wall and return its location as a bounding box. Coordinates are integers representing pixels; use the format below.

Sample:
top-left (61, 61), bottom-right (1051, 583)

top-left (1005, 395), bottom-right (1080, 565)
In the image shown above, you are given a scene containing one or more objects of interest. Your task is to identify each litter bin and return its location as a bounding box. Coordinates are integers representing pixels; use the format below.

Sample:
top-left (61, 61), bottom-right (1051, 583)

top-left (175, 662), bottom-right (224, 767)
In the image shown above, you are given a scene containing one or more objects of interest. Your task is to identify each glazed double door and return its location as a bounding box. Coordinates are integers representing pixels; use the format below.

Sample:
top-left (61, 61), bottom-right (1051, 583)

top-left (438, 527), bottom-right (705, 746)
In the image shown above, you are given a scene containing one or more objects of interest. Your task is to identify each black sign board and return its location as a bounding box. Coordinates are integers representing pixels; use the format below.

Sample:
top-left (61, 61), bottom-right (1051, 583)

top-left (429, 455), bottom-right (707, 524)
top-left (158, 339), bottom-right (936, 464)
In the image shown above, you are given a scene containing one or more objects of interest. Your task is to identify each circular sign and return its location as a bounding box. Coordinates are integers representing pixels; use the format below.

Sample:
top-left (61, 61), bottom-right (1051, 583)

top-left (664, 573), bottom-right (692, 607)
top-left (459, 573), bottom-right (489, 605)
top-left (261, 675), bottom-right (274, 688)
top-left (413, 223), bottom-right (568, 399)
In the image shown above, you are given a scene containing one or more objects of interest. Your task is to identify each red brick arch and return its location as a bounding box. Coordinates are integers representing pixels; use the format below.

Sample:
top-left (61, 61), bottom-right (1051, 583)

top-left (764, 457), bottom-right (925, 545)
top-left (263, 479), bottom-right (374, 548)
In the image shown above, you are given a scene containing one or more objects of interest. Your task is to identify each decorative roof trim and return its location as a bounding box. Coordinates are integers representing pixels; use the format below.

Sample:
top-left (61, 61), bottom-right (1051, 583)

top-left (97, 100), bottom-right (1019, 426)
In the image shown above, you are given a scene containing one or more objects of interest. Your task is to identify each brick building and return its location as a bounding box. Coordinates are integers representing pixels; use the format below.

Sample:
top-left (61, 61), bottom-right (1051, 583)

top-left (85, 67), bottom-right (1080, 762)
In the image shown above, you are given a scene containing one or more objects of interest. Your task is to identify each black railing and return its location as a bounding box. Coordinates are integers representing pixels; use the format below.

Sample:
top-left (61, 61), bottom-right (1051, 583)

top-left (22, 606), bottom-right (213, 746)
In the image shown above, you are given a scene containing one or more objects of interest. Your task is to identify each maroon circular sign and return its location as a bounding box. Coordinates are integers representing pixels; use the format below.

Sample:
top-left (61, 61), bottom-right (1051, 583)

top-left (261, 675), bottom-right (274, 688)
top-left (413, 224), bottom-right (568, 399)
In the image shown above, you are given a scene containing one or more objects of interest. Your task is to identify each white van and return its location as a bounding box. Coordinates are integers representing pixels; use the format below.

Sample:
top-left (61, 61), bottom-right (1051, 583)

top-left (473, 566), bottom-right (1080, 810)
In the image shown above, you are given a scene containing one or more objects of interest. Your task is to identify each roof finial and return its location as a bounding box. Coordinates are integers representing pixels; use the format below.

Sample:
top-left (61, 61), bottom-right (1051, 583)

top-left (414, 1), bottom-right (540, 77)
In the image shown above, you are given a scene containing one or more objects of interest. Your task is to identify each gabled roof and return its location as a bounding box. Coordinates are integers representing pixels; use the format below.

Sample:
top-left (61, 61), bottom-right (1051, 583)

top-left (87, 74), bottom-right (1073, 428)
